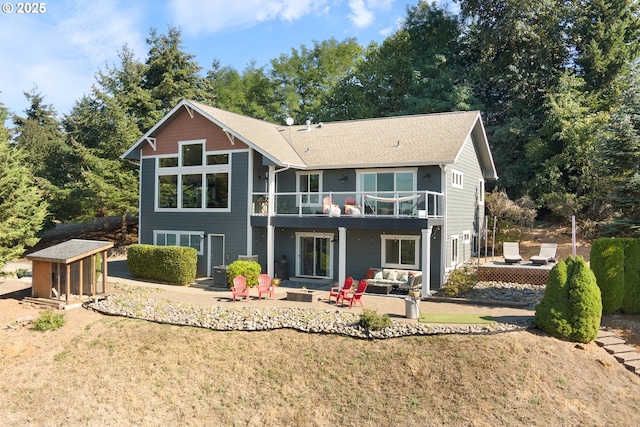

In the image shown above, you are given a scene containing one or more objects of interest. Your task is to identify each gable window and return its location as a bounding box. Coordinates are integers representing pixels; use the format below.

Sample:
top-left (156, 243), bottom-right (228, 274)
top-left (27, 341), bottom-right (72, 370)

top-left (156, 140), bottom-right (230, 211)
top-left (154, 230), bottom-right (204, 255)
top-left (297, 172), bottom-right (322, 206)
top-left (479, 178), bottom-right (485, 203)
top-left (452, 170), bottom-right (463, 189)
top-left (381, 234), bottom-right (419, 269)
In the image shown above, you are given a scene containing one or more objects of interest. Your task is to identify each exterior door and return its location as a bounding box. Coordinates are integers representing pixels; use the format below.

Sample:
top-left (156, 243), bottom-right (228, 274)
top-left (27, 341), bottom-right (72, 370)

top-left (207, 234), bottom-right (225, 276)
top-left (296, 233), bottom-right (333, 278)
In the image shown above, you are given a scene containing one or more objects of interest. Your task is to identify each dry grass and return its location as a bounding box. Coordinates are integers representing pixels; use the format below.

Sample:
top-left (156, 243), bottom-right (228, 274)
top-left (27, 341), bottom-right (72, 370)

top-left (1, 223), bottom-right (638, 425)
top-left (1, 305), bottom-right (640, 426)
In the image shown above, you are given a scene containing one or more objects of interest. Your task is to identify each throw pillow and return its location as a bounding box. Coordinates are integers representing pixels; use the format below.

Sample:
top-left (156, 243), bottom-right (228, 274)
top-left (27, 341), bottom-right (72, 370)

top-left (386, 271), bottom-right (398, 281)
top-left (374, 271), bottom-right (383, 280)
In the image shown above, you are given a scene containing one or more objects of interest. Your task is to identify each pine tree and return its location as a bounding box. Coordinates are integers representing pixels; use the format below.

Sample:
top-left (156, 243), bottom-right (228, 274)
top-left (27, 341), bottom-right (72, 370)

top-left (0, 100), bottom-right (47, 267)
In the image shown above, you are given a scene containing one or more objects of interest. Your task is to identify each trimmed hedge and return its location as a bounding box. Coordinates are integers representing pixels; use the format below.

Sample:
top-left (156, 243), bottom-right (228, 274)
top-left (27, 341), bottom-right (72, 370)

top-left (590, 239), bottom-right (625, 314)
top-left (622, 239), bottom-right (640, 314)
top-left (226, 260), bottom-right (261, 288)
top-left (535, 256), bottom-right (602, 343)
top-left (127, 244), bottom-right (197, 285)
top-left (591, 238), bottom-right (640, 314)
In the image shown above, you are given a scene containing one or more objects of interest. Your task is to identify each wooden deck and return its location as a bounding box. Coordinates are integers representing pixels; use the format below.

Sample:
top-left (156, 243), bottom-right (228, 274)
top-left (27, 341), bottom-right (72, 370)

top-left (478, 261), bottom-right (553, 286)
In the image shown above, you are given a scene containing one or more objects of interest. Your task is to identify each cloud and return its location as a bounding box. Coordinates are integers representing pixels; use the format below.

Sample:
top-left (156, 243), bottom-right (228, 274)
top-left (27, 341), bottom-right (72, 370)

top-left (347, 0), bottom-right (375, 28)
top-left (169, 0), bottom-right (330, 35)
top-left (0, 0), bottom-right (147, 117)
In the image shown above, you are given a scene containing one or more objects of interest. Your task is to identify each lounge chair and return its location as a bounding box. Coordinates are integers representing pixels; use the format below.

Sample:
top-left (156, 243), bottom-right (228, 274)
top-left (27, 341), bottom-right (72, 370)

top-left (503, 242), bottom-right (522, 264)
top-left (530, 243), bottom-right (558, 265)
top-left (342, 279), bottom-right (367, 308)
top-left (329, 277), bottom-right (354, 304)
top-left (231, 275), bottom-right (250, 301)
top-left (256, 273), bottom-right (275, 299)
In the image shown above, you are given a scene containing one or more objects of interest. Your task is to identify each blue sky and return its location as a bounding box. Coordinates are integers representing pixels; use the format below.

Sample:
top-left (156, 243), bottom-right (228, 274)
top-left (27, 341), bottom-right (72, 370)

top-left (0, 0), bottom-right (460, 120)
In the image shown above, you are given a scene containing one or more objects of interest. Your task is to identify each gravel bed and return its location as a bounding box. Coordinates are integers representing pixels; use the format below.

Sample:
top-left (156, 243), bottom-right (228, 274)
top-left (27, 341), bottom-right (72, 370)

top-left (85, 283), bottom-right (539, 340)
top-left (435, 281), bottom-right (546, 307)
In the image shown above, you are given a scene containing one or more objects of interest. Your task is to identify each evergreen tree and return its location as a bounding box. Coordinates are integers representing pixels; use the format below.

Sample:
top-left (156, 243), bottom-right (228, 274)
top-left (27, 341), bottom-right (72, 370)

top-left (63, 89), bottom-right (140, 241)
top-left (144, 26), bottom-right (213, 115)
top-left (0, 99), bottom-right (47, 267)
top-left (597, 66), bottom-right (640, 235)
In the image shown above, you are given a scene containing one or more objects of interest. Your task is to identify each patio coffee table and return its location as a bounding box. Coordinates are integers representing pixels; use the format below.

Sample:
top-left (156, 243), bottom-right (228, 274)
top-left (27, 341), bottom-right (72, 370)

top-left (286, 289), bottom-right (319, 302)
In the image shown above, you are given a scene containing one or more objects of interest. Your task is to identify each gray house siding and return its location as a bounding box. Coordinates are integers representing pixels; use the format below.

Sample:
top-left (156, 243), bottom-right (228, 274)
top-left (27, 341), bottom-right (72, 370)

top-left (253, 226), bottom-right (443, 288)
top-left (139, 152), bottom-right (251, 277)
top-left (445, 135), bottom-right (484, 269)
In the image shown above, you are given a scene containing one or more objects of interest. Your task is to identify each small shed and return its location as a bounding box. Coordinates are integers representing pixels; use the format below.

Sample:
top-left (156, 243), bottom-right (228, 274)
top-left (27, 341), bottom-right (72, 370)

top-left (26, 239), bottom-right (114, 307)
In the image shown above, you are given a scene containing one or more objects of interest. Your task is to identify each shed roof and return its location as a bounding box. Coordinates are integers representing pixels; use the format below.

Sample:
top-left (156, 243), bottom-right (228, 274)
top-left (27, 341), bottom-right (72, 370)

top-left (26, 239), bottom-right (114, 264)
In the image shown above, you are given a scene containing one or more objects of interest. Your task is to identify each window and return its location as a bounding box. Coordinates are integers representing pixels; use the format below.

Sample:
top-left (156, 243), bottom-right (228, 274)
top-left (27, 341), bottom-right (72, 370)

top-left (479, 178), bottom-right (485, 203)
top-left (452, 170), bottom-right (463, 189)
top-left (358, 169), bottom-right (417, 215)
top-left (451, 235), bottom-right (459, 266)
top-left (463, 230), bottom-right (471, 244)
top-left (297, 172), bottom-right (322, 206)
top-left (154, 230), bottom-right (204, 255)
top-left (156, 141), bottom-right (231, 211)
top-left (381, 234), bottom-right (419, 269)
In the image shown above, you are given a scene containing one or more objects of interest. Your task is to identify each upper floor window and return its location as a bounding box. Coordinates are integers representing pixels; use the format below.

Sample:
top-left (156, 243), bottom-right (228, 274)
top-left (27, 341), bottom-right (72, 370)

top-left (452, 169), bottom-right (463, 189)
top-left (156, 140), bottom-right (231, 211)
top-left (358, 169), bottom-right (417, 216)
top-left (297, 172), bottom-right (322, 206)
top-left (479, 178), bottom-right (485, 203)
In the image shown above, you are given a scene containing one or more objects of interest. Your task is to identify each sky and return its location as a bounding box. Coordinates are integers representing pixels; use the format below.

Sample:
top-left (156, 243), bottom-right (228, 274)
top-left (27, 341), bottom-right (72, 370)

top-left (0, 0), bottom-right (456, 121)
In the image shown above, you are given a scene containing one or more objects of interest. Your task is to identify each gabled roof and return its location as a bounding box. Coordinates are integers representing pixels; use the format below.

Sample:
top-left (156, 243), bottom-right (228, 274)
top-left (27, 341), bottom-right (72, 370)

top-left (122, 99), bottom-right (497, 179)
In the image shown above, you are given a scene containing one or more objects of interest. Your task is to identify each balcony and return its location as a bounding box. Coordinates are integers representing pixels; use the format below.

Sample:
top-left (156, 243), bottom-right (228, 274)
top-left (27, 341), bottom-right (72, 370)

top-left (252, 190), bottom-right (444, 219)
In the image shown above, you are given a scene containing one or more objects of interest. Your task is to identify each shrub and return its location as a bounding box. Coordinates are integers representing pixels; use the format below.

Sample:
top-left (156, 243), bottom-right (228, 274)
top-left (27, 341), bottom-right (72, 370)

top-left (621, 239), bottom-right (640, 314)
top-left (359, 309), bottom-right (392, 331)
top-left (535, 256), bottom-right (602, 343)
top-left (590, 238), bottom-right (625, 314)
top-left (32, 309), bottom-right (66, 331)
top-left (226, 260), bottom-right (261, 288)
top-left (127, 244), bottom-right (197, 285)
top-left (443, 265), bottom-right (477, 297)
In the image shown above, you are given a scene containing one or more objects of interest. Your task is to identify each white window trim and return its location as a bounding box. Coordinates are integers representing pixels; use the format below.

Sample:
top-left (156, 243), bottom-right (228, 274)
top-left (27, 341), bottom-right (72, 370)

top-left (296, 171), bottom-right (323, 207)
top-left (479, 178), bottom-right (485, 203)
top-left (153, 230), bottom-right (204, 255)
top-left (179, 139), bottom-right (206, 167)
top-left (295, 232), bottom-right (334, 278)
top-left (451, 234), bottom-right (460, 266)
top-left (380, 234), bottom-right (420, 270)
top-left (154, 145), bottom-right (232, 213)
top-left (452, 169), bottom-right (463, 189)
top-left (463, 230), bottom-right (471, 244)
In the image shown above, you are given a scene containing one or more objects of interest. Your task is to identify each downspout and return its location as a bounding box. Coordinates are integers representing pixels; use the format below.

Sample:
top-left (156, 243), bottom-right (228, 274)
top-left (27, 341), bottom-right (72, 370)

top-left (440, 164), bottom-right (447, 286)
top-left (266, 164), bottom-right (291, 278)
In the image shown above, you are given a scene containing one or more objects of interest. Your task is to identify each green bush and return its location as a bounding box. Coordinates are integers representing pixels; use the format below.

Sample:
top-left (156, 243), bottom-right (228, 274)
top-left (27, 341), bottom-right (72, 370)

top-left (443, 265), bottom-right (477, 297)
top-left (590, 238), bottom-right (625, 314)
top-left (622, 239), bottom-right (640, 314)
top-left (127, 244), bottom-right (197, 285)
top-left (226, 260), bottom-right (261, 288)
top-left (535, 256), bottom-right (602, 343)
top-left (32, 309), bottom-right (66, 331)
top-left (359, 309), bottom-right (392, 331)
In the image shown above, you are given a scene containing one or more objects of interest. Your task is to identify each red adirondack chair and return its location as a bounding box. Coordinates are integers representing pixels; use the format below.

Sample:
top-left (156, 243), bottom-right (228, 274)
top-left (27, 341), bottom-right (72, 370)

top-left (342, 279), bottom-right (367, 308)
top-left (256, 273), bottom-right (275, 300)
top-left (231, 275), bottom-right (250, 301)
top-left (329, 277), bottom-right (354, 304)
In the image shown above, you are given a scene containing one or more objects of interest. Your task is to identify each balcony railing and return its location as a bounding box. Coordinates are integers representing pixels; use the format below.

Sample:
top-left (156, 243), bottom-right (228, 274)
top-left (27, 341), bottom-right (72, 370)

top-left (252, 191), bottom-right (444, 218)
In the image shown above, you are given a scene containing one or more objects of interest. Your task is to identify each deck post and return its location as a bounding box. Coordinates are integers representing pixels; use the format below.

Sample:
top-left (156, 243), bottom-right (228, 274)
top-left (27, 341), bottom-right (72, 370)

top-left (338, 227), bottom-right (346, 286)
top-left (421, 226), bottom-right (433, 297)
